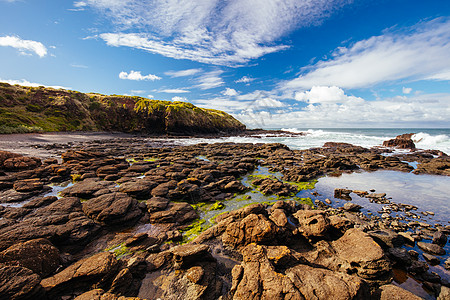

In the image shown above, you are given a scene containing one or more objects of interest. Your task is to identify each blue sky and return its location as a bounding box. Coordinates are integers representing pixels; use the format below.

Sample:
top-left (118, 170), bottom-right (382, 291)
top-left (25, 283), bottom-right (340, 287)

top-left (0, 0), bottom-right (449, 128)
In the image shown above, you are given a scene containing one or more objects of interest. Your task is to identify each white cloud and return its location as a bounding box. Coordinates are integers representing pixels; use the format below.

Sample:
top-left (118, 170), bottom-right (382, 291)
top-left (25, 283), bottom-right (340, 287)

top-left (0, 35), bottom-right (47, 57)
top-left (402, 87), bottom-right (412, 94)
top-left (172, 96), bottom-right (188, 102)
top-left (130, 90), bottom-right (146, 94)
top-left (282, 18), bottom-right (450, 90)
top-left (160, 89), bottom-right (190, 93)
top-left (195, 70), bottom-right (224, 90)
top-left (237, 92), bottom-right (450, 128)
top-left (0, 78), bottom-right (69, 90)
top-left (165, 68), bottom-right (202, 77)
top-left (235, 76), bottom-right (255, 83)
top-left (70, 63), bottom-right (89, 68)
top-left (119, 70), bottom-right (161, 81)
top-left (74, 1), bottom-right (87, 7)
top-left (222, 88), bottom-right (238, 97)
top-left (85, 0), bottom-right (352, 65)
top-left (294, 86), bottom-right (363, 104)
top-left (147, 94), bottom-right (154, 99)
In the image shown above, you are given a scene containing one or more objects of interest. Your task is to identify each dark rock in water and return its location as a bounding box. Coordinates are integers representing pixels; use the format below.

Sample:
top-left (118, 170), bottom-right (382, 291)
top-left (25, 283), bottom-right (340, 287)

top-left (343, 202), bottom-right (362, 212)
top-left (334, 188), bottom-right (352, 200)
top-left (432, 231), bottom-right (448, 247)
top-left (375, 284), bottom-right (423, 300)
top-left (229, 243), bottom-right (369, 300)
top-left (0, 264), bottom-right (45, 300)
top-left (383, 133), bottom-right (416, 150)
top-left (417, 242), bottom-right (446, 255)
top-left (82, 192), bottom-right (143, 227)
top-left (41, 252), bottom-right (120, 298)
top-left (0, 238), bottom-right (61, 277)
top-left (386, 248), bottom-right (412, 268)
top-left (367, 230), bottom-right (404, 249)
top-left (423, 253), bottom-right (440, 265)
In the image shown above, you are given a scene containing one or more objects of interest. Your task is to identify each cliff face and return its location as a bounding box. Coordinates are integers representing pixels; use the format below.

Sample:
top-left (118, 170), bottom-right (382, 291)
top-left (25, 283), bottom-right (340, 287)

top-left (0, 83), bottom-right (246, 134)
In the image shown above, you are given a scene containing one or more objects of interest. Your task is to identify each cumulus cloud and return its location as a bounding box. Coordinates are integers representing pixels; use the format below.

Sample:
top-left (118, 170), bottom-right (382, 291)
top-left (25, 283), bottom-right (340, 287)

top-left (0, 78), bottom-right (69, 89)
top-left (172, 96), bottom-right (188, 102)
top-left (85, 0), bottom-right (352, 65)
top-left (165, 68), bottom-right (202, 77)
top-left (195, 70), bottom-right (224, 90)
top-left (222, 88), bottom-right (238, 96)
top-left (0, 35), bottom-right (47, 57)
top-left (282, 18), bottom-right (450, 90)
top-left (119, 70), bottom-right (161, 81)
top-left (294, 86), bottom-right (363, 104)
top-left (402, 87), bottom-right (412, 94)
top-left (160, 89), bottom-right (190, 93)
top-left (235, 76), bottom-right (255, 83)
top-left (236, 92), bottom-right (450, 128)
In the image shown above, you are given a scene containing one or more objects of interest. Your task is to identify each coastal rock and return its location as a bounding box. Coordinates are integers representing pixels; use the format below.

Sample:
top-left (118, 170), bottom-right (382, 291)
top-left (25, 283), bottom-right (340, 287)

top-left (293, 210), bottom-right (330, 239)
top-left (41, 252), bottom-right (120, 298)
top-left (230, 243), bottom-right (368, 300)
top-left (0, 264), bottom-right (45, 300)
top-left (82, 192), bottom-right (143, 226)
top-left (417, 242), bottom-right (446, 255)
top-left (0, 197), bottom-right (100, 252)
top-left (382, 133), bottom-right (416, 150)
top-left (74, 288), bottom-right (146, 300)
top-left (149, 202), bottom-right (197, 224)
top-left (343, 202), bottom-right (362, 212)
top-left (432, 231), bottom-right (448, 247)
top-left (376, 284), bottom-right (422, 300)
top-left (3, 155), bottom-right (41, 171)
top-left (119, 179), bottom-right (158, 199)
top-left (60, 179), bottom-right (117, 199)
top-left (331, 228), bottom-right (391, 281)
top-left (367, 230), bottom-right (404, 249)
top-left (222, 213), bottom-right (278, 248)
top-left (0, 238), bottom-right (60, 277)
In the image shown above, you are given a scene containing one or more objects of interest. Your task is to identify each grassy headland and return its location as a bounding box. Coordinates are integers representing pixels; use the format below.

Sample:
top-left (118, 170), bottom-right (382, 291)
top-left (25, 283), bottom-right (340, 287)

top-left (0, 82), bottom-right (246, 135)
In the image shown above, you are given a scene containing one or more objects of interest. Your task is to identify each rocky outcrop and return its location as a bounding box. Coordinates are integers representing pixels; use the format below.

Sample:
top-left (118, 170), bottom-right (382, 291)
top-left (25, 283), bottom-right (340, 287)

top-left (382, 133), bottom-right (416, 150)
top-left (0, 82), bottom-right (246, 134)
top-left (0, 264), bottom-right (45, 300)
top-left (41, 252), bottom-right (120, 298)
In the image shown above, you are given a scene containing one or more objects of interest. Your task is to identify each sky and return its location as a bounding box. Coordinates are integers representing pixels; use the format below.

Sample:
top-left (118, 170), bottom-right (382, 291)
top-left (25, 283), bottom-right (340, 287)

top-left (0, 0), bottom-right (449, 128)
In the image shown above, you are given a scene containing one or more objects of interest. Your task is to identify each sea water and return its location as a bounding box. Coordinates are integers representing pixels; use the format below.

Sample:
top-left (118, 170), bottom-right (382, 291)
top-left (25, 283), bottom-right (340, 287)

top-left (161, 128), bottom-right (450, 154)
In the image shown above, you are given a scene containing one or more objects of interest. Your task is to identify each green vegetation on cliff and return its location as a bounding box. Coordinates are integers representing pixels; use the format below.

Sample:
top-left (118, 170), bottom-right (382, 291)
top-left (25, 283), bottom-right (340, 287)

top-left (0, 82), bottom-right (246, 134)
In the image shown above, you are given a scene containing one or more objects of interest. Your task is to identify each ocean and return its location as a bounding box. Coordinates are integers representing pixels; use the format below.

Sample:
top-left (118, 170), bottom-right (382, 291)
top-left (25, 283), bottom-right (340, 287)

top-left (166, 128), bottom-right (450, 154)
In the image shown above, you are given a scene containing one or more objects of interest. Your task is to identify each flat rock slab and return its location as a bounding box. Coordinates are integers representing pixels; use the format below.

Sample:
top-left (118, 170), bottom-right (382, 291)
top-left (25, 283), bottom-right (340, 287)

top-left (417, 242), bottom-right (446, 255)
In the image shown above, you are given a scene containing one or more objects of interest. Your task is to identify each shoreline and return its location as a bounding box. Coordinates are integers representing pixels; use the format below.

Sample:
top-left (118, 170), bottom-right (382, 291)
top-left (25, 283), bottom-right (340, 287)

top-left (0, 132), bottom-right (449, 299)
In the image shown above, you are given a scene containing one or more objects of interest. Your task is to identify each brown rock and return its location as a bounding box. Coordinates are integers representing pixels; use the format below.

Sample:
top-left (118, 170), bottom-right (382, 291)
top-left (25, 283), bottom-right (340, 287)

top-left (0, 238), bottom-right (60, 277)
top-left (377, 284), bottom-right (422, 300)
top-left (0, 264), bottom-right (45, 300)
top-left (417, 242), bottom-right (446, 255)
top-left (293, 210), bottom-right (330, 238)
top-left (13, 179), bottom-right (44, 193)
top-left (222, 214), bottom-right (277, 248)
top-left (3, 156), bottom-right (41, 171)
top-left (60, 179), bottom-right (116, 199)
top-left (382, 133), bottom-right (416, 150)
top-left (149, 202), bottom-right (197, 224)
top-left (41, 252), bottom-right (120, 298)
top-left (82, 192), bottom-right (143, 226)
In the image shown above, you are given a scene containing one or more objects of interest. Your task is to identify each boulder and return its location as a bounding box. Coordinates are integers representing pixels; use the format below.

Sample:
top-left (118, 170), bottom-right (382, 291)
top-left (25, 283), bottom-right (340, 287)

top-left (332, 228), bottom-right (391, 280)
top-left (149, 202), bottom-right (198, 224)
top-left (41, 252), bottom-right (120, 298)
top-left (0, 238), bottom-right (60, 277)
top-left (367, 230), bottom-right (404, 249)
top-left (3, 156), bottom-right (41, 171)
top-left (0, 264), bottom-right (45, 300)
top-left (376, 284), bottom-right (422, 300)
top-left (382, 133), bottom-right (416, 150)
top-left (343, 202), bottom-right (362, 212)
top-left (293, 210), bottom-right (330, 239)
top-left (118, 179), bottom-right (157, 199)
top-left (417, 242), bottom-right (445, 255)
top-left (230, 243), bottom-right (368, 300)
top-left (60, 179), bottom-right (117, 199)
top-left (222, 214), bottom-right (278, 248)
top-left (13, 179), bottom-right (44, 193)
top-left (82, 192), bottom-right (143, 226)
top-left (146, 197), bottom-right (170, 213)
top-left (432, 231), bottom-right (448, 247)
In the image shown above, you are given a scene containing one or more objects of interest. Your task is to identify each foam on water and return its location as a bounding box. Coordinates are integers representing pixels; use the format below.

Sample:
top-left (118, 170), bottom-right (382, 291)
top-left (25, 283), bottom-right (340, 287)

top-left (412, 132), bottom-right (450, 153)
